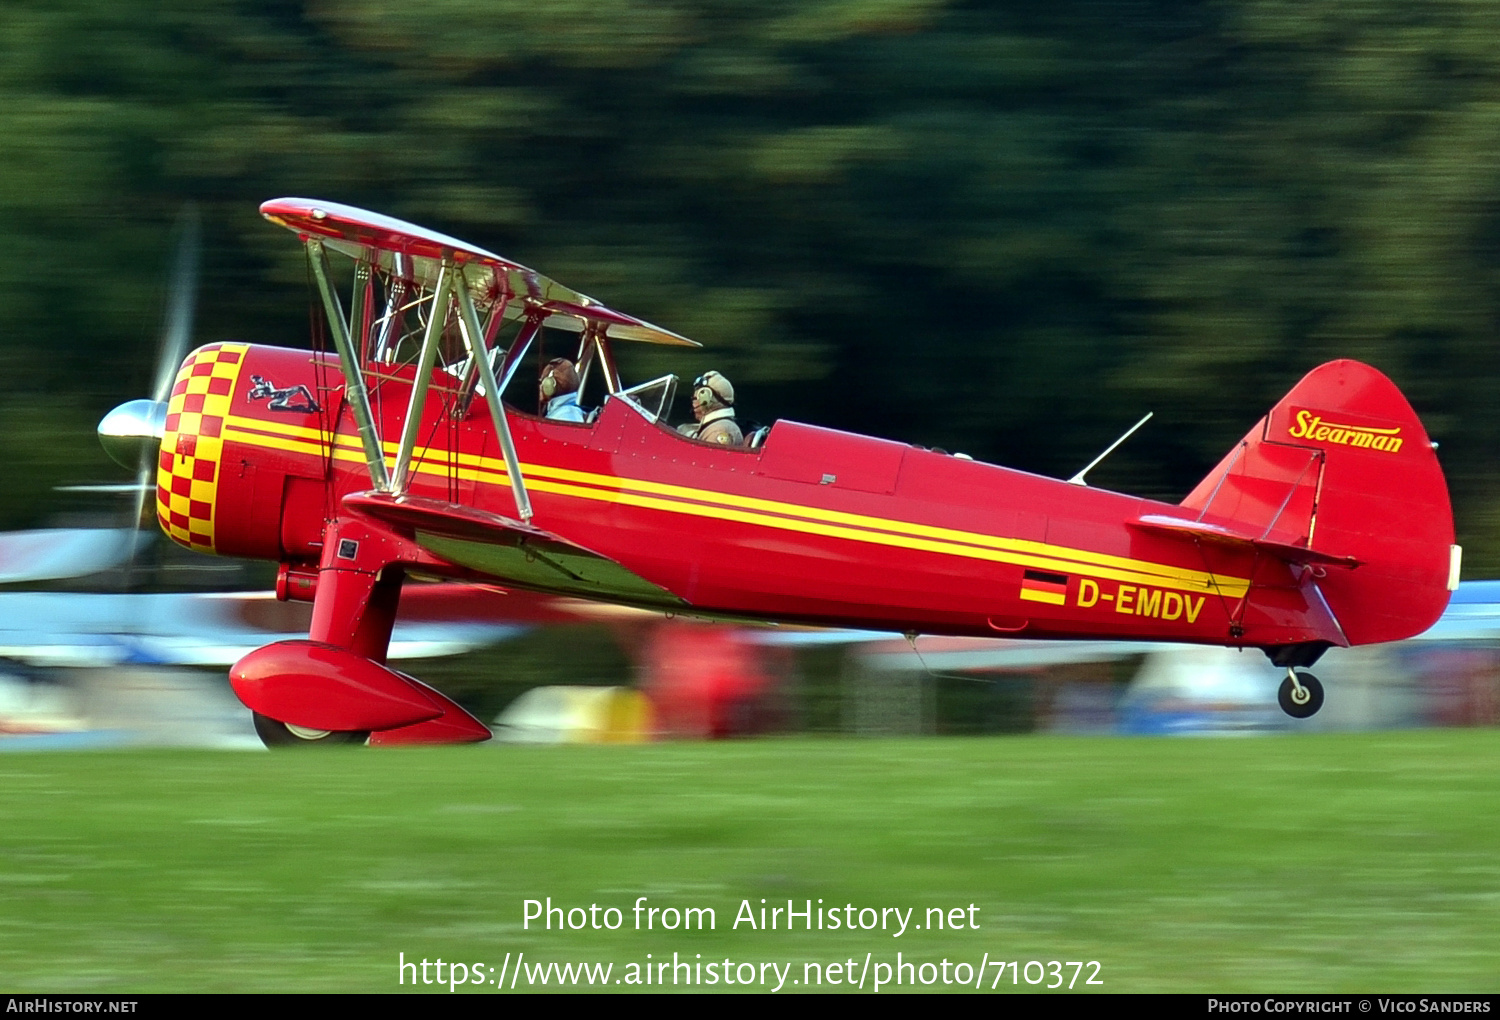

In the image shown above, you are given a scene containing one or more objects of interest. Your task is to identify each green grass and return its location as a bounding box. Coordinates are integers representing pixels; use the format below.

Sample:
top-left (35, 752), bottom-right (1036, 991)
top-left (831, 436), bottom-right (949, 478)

top-left (1, 732), bottom-right (1497, 992)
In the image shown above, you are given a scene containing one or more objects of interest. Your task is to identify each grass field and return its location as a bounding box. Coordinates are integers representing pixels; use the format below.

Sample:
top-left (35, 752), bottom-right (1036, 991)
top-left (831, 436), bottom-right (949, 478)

top-left (0, 731), bottom-right (1497, 993)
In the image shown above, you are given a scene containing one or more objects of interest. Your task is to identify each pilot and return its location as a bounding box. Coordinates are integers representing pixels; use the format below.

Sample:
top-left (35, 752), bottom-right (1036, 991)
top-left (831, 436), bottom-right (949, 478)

top-left (677, 370), bottom-right (743, 446)
top-left (539, 358), bottom-right (588, 422)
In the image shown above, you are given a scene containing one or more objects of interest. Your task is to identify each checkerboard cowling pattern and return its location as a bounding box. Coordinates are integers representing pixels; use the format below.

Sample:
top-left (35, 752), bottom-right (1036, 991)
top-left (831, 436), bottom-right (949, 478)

top-left (156, 343), bottom-right (248, 553)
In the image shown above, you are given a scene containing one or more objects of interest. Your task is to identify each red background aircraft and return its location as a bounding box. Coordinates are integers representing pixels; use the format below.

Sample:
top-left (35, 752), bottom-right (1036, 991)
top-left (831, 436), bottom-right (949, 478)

top-left (97, 199), bottom-right (1459, 745)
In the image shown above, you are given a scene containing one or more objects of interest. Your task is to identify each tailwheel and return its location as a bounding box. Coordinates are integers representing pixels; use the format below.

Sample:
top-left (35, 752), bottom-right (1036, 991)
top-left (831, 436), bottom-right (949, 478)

top-left (1277, 670), bottom-right (1324, 719)
top-left (253, 712), bottom-right (369, 748)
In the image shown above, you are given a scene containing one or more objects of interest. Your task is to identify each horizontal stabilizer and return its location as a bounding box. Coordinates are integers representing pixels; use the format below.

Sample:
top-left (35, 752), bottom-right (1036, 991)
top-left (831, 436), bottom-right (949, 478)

top-left (1130, 514), bottom-right (1361, 569)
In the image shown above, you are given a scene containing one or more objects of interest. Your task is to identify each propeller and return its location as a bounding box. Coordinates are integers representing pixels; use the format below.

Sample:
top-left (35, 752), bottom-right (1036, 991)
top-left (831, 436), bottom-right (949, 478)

top-left (96, 204), bottom-right (202, 573)
top-left (152, 204), bottom-right (201, 408)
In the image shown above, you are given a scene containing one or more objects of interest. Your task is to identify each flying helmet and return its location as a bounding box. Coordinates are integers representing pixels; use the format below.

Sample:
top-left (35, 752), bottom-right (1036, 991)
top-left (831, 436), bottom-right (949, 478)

top-left (692, 370), bottom-right (734, 409)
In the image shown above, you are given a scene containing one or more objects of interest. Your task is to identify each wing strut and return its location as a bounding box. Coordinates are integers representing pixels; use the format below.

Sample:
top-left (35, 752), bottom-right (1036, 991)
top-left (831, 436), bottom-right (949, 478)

top-left (390, 260), bottom-right (454, 494)
top-left (494, 315), bottom-right (544, 396)
top-left (306, 238), bottom-right (392, 491)
top-left (454, 271), bottom-right (534, 521)
top-left (350, 257), bottom-right (374, 363)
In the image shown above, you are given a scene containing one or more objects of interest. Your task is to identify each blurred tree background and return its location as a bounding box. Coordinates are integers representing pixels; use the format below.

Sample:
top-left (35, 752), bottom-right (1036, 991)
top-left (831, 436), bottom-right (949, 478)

top-left (5, 0), bottom-right (1500, 569)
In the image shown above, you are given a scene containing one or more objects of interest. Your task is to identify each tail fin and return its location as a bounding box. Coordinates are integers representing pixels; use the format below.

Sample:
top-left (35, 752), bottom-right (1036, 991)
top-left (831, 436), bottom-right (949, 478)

top-left (1180, 360), bottom-right (1456, 647)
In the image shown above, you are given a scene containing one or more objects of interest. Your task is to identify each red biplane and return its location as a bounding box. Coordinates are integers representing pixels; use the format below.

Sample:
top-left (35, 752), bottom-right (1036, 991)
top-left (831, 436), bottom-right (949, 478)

top-left (97, 199), bottom-right (1459, 745)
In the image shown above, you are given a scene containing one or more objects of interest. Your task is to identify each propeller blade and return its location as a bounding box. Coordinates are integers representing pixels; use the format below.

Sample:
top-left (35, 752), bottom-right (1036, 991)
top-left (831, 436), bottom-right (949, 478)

top-left (151, 203), bottom-right (201, 405)
top-left (131, 451), bottom-right (156, 533)
top-left (123, 202), bottom-right (200, 586)
top-left (54, 483), bottom-right (154, 494)
top-left (118, 446), bottom-right (160, 590)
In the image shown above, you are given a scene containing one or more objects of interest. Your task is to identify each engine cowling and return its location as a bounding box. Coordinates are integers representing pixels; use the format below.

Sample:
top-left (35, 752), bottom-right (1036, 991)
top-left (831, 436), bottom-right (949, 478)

top-left (156, 342), bottom-right (331, 562)
top-left (156, 343), bottom-right (251, 553)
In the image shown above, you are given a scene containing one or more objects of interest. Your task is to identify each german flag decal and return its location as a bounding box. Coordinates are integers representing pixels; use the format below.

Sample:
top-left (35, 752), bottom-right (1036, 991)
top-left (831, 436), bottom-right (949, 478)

top-left (1019, 569), bottom-right (1069, 606)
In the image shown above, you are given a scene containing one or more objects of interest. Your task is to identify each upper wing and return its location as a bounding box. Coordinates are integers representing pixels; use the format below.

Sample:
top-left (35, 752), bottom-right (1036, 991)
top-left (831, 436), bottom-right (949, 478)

top-left (260, 197), bottom-right (700, 347)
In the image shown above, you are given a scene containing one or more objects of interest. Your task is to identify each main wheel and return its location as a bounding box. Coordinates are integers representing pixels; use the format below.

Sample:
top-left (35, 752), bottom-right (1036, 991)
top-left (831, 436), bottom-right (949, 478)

top-left (1277, 672), bottom-right (1325, 719)
top-left (253, 712), bottom-right (369, 748)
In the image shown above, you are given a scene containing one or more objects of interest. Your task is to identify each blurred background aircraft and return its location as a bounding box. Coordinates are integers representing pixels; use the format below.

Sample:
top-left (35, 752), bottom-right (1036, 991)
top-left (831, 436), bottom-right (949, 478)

top-left (3, 524), bottom-right (1497, 749)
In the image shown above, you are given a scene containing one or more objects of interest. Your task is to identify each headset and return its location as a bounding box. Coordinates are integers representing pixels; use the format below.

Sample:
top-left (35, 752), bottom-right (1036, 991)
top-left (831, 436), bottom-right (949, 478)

top-left (540, 358), bottom-right (569, 400)
top-left (693, 371), bottom-right (733, 408)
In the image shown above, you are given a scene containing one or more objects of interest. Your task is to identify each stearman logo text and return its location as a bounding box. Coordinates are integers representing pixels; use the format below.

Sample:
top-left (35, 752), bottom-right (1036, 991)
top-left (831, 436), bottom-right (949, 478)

top-left (1289, 409), bottom-right (1403, 453)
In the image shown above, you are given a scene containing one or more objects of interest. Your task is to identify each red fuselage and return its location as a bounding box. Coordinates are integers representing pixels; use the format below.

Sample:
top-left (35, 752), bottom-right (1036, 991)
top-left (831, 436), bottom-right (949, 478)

top-left (158, 341), bottom-right (1352, 651)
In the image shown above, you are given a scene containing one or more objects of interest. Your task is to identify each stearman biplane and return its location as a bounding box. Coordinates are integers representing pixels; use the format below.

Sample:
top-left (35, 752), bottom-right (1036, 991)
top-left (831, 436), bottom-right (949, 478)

top-left (96, 198), bottom-right (1460, 746)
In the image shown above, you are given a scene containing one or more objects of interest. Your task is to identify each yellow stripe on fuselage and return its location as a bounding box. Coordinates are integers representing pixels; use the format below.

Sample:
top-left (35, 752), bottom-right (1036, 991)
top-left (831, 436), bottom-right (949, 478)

top-left (221, 414), bottom-right (1251, 598)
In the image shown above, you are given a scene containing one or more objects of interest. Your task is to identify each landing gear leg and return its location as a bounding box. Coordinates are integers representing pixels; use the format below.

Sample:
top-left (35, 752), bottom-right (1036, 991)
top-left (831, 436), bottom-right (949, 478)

top-left (235, 518), bottom-right (489, 747)
top-left (250, 519), bottom-right (404, 750)
top-left (1277, 668), bottom-right (1324, 719)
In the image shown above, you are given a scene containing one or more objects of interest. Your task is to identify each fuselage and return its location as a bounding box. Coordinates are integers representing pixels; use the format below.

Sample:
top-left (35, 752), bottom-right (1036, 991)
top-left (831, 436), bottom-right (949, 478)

top-left (158, 342), bottom-right (1331, 648)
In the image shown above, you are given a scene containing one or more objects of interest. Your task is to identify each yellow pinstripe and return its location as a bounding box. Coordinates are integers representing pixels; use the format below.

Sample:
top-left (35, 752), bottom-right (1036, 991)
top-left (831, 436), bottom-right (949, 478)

top-left (220, 414), bottom-right (1251, 598)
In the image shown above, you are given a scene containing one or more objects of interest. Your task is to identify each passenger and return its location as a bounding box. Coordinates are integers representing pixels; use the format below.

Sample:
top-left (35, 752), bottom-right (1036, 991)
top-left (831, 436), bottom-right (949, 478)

top-left (677, 370), bottom-right (743, 446)
top-left (539, 358), bottom-right (588, 422)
